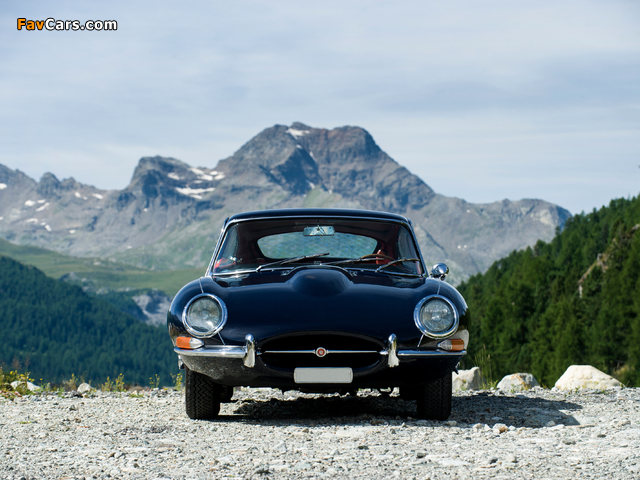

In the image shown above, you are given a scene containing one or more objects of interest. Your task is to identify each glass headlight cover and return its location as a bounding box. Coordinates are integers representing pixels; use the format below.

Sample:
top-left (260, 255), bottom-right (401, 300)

top-left (182, 294), bottom-right (227, 338)
top-left (413, 295), bottom-right (458, 338)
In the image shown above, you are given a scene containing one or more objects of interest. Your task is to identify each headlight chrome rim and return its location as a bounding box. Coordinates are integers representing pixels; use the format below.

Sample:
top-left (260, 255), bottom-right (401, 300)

top-left (413, 294), bottom-right (459, 338)
top-left (182, 293), bottom-right (228, 338)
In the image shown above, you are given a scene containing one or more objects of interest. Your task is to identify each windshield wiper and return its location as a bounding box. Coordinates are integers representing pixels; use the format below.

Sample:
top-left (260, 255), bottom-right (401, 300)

top-left (326, 256), bottom-right (391, 266)
top-left (255, 252), bottom-right (330, 272)
top-left (375, 258), bottom-right (420, 273)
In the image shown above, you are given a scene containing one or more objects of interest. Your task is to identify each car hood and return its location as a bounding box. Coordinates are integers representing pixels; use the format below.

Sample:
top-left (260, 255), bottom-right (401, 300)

top-left (169, 266), bottom-right (468, 347)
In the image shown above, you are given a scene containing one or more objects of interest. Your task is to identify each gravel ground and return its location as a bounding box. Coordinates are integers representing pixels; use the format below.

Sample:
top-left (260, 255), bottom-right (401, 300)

top-left (1, 386), bottom-right (639, 479)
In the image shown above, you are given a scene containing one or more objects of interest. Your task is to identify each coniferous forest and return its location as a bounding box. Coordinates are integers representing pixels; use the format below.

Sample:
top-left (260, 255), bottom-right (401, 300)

top-left (0, 255), bottom-right (176, 386)
top-left (458, 195), bottom-right (640, 387)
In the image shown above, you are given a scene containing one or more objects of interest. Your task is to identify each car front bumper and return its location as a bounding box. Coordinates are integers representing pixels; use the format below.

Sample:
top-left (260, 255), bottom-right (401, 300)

top-left (175, 333), bottom-right (466, 388)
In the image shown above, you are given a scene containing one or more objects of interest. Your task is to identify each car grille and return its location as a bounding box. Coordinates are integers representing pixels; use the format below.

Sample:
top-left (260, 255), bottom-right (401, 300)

top-left (260, 334), bottom-right (383, 369)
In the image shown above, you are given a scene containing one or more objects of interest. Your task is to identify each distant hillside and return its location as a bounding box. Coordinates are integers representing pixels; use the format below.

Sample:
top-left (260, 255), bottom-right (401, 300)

top-left (0, 255), bottom-right (177, 385)
top-left (0, 123), bottom-right (570, 283)
top-left (0, 237), bottom-right (201, 297)
top-left (0, 237), bottom-right (200, 326)
top-left (458, 196), bottom-right (640, 386)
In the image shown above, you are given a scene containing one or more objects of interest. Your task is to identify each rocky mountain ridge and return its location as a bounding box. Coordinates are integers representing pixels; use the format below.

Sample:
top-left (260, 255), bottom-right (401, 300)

top-left (0, 123), bottom-right (570, 282)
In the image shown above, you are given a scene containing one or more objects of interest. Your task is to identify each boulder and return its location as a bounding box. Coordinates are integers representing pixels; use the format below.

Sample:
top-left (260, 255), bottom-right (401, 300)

top-left (555, 365), bottom-right (621, 390)
top-left (10, 380), bottom-right (41, 392)
top-left (497, 373), bottom-right (539, 392)
top-left (77, 383), bottom-right (93, 394)
top-left (452, 367), bottom-right (483, 390)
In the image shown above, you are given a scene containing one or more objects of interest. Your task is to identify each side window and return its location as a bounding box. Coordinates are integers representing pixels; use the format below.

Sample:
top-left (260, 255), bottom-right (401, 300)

top-left (214, 226), bottom-right (238, 271)
top-left (397, 227), bottom-right (423, 274)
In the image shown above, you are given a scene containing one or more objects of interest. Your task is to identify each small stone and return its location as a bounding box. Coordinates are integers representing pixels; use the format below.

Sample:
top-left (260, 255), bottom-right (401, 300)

top-left (273, 441), bottom-right (287, 454)
top-left (254, 466), bottom-right (269, 474)
top-left (357, 444), bottom-right (369, 450)
top-left (439, 458), bottom-right (469, 466)
top-left (416, 451), bottom-right (426, 458)
top-left (493, 423), bottom-right (508, 434)
top-left (524, 415), bottom-right (556, 427)
top-left (505, 454), bottom-right (517, 463)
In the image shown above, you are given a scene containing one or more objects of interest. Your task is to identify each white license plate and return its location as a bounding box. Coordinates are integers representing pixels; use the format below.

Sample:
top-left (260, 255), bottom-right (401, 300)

top-left (294, 367), bottom-right (353, 384)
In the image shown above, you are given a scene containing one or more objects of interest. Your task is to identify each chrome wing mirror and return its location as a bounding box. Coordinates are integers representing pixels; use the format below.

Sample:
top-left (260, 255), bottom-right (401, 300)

top-left (430, 263), bottom-right (449, 280)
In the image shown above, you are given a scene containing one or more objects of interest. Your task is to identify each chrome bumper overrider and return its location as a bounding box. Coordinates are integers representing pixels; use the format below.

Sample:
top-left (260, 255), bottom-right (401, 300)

top-left (175, 333), bottom-right (466, 369)
top-left (175, 334), bottom-right (256, 368)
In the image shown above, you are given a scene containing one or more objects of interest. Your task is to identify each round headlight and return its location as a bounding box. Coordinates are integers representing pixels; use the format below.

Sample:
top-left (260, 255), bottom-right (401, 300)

top-left (414, 295), bottom-right (458, 338)
top-left (183, 294), bottom-right (227, 338)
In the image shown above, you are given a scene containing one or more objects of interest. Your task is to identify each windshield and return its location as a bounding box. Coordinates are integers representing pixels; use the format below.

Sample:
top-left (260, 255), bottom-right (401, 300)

top-left (211, 217), bottom-right (423, 275)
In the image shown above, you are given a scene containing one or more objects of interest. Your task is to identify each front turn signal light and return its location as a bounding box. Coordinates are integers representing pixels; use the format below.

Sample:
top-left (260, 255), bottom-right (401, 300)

top-left (437, 338), bottom-right (465, 352)
top-left (176, 336), bottom-right (204, 350)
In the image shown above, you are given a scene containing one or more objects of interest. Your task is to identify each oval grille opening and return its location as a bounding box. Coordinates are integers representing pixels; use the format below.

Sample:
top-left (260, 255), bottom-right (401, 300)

top-left (260, 334), bottom-right (382, 369)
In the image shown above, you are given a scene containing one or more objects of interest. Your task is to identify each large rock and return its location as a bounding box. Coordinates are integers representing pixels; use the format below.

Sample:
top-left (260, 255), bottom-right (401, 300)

top-left (497, 373), bottom-right (539, 392)
top-left (554, 365), bottom-right (621, 390)
top-left (77, 382), bottom-right (93, 394)
top-left (10, 380), bottom-right (40, 392)
top-left (452, 367), bottom-right (483, 390)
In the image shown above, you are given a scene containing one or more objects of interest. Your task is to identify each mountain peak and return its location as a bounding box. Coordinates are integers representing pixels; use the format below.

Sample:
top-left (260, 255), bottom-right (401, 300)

top-left (36, 172), bottom-right (61, 197)
top-left (131, 156), bottom-right (191, 180)
top-left (0, 122), bottom-right (571, 282)
top-left (123, 156), bottom-right (225, 207)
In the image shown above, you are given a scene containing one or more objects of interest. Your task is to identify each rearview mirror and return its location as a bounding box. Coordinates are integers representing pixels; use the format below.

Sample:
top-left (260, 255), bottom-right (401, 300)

top-left (303, 226), bottom-right (335, 236)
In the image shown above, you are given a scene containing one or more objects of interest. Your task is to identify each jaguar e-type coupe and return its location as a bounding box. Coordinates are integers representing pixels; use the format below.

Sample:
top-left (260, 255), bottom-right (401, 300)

top-left (167, 209), bottom-right (469, 420)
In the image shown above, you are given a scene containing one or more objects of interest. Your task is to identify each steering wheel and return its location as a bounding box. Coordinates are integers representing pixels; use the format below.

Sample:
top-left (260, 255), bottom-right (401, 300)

top-left (361, 253), bottom-right (394, 261)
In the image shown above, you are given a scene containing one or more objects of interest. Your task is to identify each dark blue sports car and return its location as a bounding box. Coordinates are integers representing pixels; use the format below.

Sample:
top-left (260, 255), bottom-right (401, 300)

top-left (167, 209), bottom-right (469, 420)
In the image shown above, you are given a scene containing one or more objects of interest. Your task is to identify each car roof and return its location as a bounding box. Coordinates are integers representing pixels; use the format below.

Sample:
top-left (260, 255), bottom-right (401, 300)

top-left (226, 208), bottom-right (410, 224)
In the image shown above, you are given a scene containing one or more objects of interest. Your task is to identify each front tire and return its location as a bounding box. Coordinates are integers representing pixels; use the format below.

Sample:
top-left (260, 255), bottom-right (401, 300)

top-left (185, 367), bottom-right (221, 419)
top-left (416, 373), bottom-right (452, 420)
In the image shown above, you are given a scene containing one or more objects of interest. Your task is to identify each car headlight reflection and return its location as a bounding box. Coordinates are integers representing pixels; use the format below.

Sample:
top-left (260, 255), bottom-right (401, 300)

top-left (414, 295), bottom-right (458, 338)
top-left (183, 294), bottom-right (227, 338)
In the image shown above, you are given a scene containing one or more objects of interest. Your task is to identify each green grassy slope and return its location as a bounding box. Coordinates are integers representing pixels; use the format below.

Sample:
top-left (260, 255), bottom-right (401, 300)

top-left (0, 238), bottom-right (202, 297)
top-left (458, 196), bottom-right (640, 387)
top-left (0, 256), bottom-right (177, 385)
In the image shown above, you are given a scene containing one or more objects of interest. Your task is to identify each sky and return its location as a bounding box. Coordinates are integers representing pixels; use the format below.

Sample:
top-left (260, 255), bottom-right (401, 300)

top-left (1, 0), bottom-right (639, 215)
